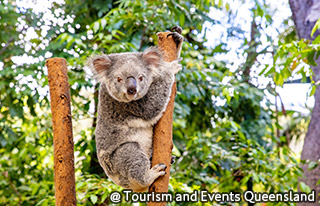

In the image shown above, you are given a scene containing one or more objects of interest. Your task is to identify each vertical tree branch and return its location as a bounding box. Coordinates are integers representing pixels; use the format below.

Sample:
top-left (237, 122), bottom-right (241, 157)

top-left (92, 84), bottom-right (99, 129)
top-left (46, 58), bottom-right (77, 206)
top-left (289, 1), bottom-right (320, 205)
top-left (139, 27), bottom-right (147, 51)
top-left (242, 19), bottom-right (258, 83)
top-left (147, 31), bottom-right (181, 206)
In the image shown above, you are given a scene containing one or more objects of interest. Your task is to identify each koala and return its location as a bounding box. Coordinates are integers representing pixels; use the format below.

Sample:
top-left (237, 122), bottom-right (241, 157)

top-left (87, 30), bottom-right (183, 192)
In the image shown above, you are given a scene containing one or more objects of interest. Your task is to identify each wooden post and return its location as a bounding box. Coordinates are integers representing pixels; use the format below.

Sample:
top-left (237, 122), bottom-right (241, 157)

top-left (148, 31), bottom-right (181, 205)
top-left (46, 58), bottom-right (77, 206)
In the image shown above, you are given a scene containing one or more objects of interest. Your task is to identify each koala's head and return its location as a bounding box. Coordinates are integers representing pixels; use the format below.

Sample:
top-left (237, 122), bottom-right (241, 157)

top-left (88, 47), bottom-right (163, 102)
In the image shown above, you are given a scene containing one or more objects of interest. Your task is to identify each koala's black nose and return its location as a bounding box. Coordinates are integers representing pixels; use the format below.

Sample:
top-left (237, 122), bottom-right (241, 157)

top-left (127, 77), bottom-right (137, 95)
top-left (127, 87), bottom-right (136, 95)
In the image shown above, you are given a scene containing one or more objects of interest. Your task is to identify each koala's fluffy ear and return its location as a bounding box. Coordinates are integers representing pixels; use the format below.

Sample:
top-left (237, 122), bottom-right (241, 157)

top-left (142, 47), bottom-right (163, 68)
top-left (88, 55), bottom-right (112, 74)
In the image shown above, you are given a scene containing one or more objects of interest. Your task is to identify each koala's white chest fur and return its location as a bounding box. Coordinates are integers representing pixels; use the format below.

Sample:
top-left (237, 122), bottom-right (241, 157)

top-left (130, 126), bottom-right (153, 157)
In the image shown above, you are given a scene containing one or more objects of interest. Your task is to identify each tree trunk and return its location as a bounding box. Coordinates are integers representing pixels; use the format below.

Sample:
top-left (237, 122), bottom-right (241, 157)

top-left (289, 0), bottom-right (320, 205)
top-left (46, 58), bottom-right (77, 206)
top-left (147, 31), bottom-right (181, 206)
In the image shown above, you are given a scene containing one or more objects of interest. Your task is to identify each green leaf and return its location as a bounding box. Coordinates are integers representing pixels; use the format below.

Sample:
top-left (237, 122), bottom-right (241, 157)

top-left (274, 72), bottom-right (284, 86)
top-left (67, 35), bottom-right (73, 43)
top-left (19, 148), bottom-right (28, 158)
top-left (18, 185), bottom-right (32, 191)
top-left (59, 33), bottom-right (68, 43)
top-left (0, 134), bottom-right (6, 147)
top-left (241, 175), bottom-right (252, 184)
top-left (253, 173), bottom-right (260, 183)
top-left (225, 2), bottom-right (230, 11)
top-left (313, 34), bottom-right (320, 44)
top-left (93, 21), bottom-right (100, 33)
top-left (179, 14), bottom-right (185, 26)
top-left (172, 143), bottom-right (181, 157)
top-left (311, 18), bottom-right (320, 37)
top-left (265, 66), bottom-right (275, 76)
top-left (41, 199), bottom-right (49, 206)
top-left (310, 85), bottom-right (317, 97)
top-left (307, 161), bottom-right (318, 170)
top-left (90, 195), bottom-right (98, 204)
top-left (9, 104), bottom-right (23, 118)
top-left (306, 50), bottom-right (317, 66)
top-left (101, 192), bottom-right (109, 203)
top-left (36, 199), bottom-right (46, 206)
top-left (222, 87), bottom-right (231, 102)
top-left (299, 182), bottom-right (311, 193)
top-left (66, 38), bottom-right (75, 49)
top-left (101, 19), bottom-right (107, 29)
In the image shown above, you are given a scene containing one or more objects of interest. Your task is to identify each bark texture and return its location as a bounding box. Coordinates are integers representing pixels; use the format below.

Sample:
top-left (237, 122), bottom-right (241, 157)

top-left (289, 0), bottom-right (320, 205)
top-left (46, 58), bottom-right (77, 206)
top-left (147, 32), bottom-right (180, 206)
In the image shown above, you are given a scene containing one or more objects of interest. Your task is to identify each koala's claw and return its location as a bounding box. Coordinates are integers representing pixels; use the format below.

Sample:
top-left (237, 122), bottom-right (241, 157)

top-left (158, 163), bottom-right (167, 170)
top-left (152, 163), bottom-right (167, 171)
top-left (171, 156), bottom-right (176, 164)
top-left (167, 26), bottom-right (184, 49)
top-left (150, 163), bottom-right (167, 179)
top-left (170, 26), bottom-right (182, 34)
top-left (167, 32), bottom-right (184, 47)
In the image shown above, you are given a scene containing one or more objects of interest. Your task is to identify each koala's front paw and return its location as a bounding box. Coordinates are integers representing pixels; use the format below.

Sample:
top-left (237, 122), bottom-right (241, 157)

top-left (169, 60), bottom-right (182, 74)
top-left (167, 26), bottom-right (184, 48)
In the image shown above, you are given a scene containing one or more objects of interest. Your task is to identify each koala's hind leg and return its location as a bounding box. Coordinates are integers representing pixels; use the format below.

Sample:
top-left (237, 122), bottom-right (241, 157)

top-left (129, 162), bottom-right (167, 192)
top-left (110, 142), bottom-right (167, 192)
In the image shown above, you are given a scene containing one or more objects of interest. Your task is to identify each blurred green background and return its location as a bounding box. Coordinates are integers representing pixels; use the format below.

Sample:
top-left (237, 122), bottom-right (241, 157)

top-left (1, 0), bottom-right (319, 205)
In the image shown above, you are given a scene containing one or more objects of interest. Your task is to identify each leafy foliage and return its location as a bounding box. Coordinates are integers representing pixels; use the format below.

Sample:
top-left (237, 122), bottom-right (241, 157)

top-left (0, 0), bottom-right (313, 205)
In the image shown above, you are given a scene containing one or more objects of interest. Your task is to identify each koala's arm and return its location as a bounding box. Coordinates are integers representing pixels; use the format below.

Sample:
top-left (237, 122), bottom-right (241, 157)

top-left (125, 72), bottom-right (174, 121)
top-left (125, 50), bottom-right (182, 122)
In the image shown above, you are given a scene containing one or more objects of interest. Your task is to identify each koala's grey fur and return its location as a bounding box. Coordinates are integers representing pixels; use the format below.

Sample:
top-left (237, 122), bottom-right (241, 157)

top-left (87, 46), bottom-right (182, 192)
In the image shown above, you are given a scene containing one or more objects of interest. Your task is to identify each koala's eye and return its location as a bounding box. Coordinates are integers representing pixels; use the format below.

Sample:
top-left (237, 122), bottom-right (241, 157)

top-left (117, 77), bottom-right (123, 83)
top-left (138, 76), bottom-right (143, 82)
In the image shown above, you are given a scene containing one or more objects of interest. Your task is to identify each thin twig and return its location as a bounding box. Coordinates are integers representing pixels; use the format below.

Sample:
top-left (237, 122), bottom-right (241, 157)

top-left (0, 38), bottom-right (14, 57)
top-left (139, 27), bottom-right (147, 51)
top-left (3, 171), bottom-right (22, 205)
